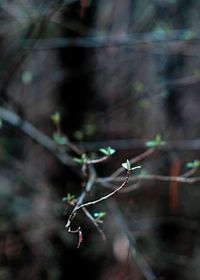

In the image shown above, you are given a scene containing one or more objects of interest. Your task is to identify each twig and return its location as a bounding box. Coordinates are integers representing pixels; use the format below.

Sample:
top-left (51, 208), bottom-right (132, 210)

top-left (66, 170), bottom-right (130, 234)
top-left (110, 148), bottom-right (155, 178)
top-left (78, 138), bottom-right (200, 151)
top-left (65, 165), bottom-right (96, 231)
top-left (87, 156), bottom-right (109, 165)
top-left (82, 207), bottom-right (106, 241)
top-left (75, 171), bottom-right (130, 212)
top-left (97, 174), bottom-right (200, 186)
top-left (23, 28), bottom-right (200, 49)
top-left (181, 167), bottom-right (198, 177)
top-left (117, 182), bottom-right (141, 193)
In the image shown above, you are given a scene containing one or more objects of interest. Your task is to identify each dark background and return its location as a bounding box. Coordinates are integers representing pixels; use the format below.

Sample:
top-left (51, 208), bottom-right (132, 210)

top-left (0, 0), bottom-right (200, 279)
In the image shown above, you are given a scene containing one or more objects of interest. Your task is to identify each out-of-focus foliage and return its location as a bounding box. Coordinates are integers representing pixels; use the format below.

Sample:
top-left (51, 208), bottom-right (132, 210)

top-left (1, 0), bottom-right (200, 279)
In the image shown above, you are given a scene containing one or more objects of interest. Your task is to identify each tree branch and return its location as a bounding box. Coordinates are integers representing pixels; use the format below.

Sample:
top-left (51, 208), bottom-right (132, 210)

top-left (111, 148), bottom-right (155, 178)
top-left (97, 173), bottom-right (200, 186)
top-left (0, 106), bottom-right (74, 166)
top-left (65, 170), bottom-right (130, 234)
top-left (108, 200), bottom-right (157, 280)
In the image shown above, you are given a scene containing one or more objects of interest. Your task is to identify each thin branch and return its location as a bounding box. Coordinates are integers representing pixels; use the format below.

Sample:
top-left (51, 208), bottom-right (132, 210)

top-left (79, 137), bottom-right (200, 152)
top-left (23, 28), bottom-right (200, 49)
top-left (66, 170), bottom-right (130, 233)
top-left (111, 148), bottom-right (155, 178)
top-left (97, 173), bottom-right (200, 186)
top-left (97, 181), bottom-right (142, 193)
top-left (75, 171), bottom-right (130, 212)
top-left (0, 106), bottom-right (74, 166)
top-left (65, 165), bottom-right (96, 230)
top-left (82, 207), bottom-right (106, 241)
top-left (137, 174), bottom-right (200, 184)
top-left (181, 167), bottom-right (198, 177)
top-left (108, 200), bottom-right (157, 280)
top-left (87, 155), bottom-right (109, 165)
top-left (116, 182), bottom-right (141, 193)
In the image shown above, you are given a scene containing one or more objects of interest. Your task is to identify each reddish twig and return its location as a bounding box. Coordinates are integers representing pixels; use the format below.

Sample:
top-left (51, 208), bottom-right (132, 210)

top-left (169, 158), bottom-right (181, 212)
top-left (75, 171), bottom-right (130, 212)
top-left (65, 170), bottom-right (131, 242)
top-left (111, 148), bottom-right (155, 178)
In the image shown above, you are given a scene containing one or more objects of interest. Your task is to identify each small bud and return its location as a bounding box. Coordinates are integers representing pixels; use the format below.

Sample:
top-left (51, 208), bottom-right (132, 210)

top-left (51, 112), bottom-right (61, 125)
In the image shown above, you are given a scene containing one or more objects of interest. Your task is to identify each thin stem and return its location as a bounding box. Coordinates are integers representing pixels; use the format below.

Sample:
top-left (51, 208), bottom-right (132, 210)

top-left (111, 148), bottom-right (155, 178)
top-left (108, 200), bottom-right (157, 280)
top-left (65, 165), bottom-right (96, 230)
top-left (82, 207), bottom-right (106, 241)
top-left (76, 171), bottom-right (130, 211)
top-left (87, 155), bottom-right (109, 165)
top-left (66, 170), bottom-right (130, 233)
top-left (181, 167), bottom-right (198, 177)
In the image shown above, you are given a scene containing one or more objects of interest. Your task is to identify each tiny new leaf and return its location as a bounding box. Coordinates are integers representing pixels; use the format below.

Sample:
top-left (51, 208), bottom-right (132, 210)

top-left (99, 146), bottom-right (116, 156)
top-left (94, 212), bottom-right (106, 219)
top-left (122, 159), bottom-right (131, 170)
top-left (186, 160), bottom-right (200, 169)
top-left (122, 159), bottom-right (141, 171)
top-left (51, 112), bottom-right (61, 125)
top-left (145, 133), bottom-right (165, 148)
top-left (62, 193), bottom-right (76, 204)
top-left (73, 153), bottom-right (88, 164)
top-left (53, 133), bottom-right (67, 145)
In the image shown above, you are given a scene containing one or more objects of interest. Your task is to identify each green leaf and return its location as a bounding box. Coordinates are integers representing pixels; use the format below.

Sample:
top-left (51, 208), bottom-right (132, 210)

top-left (51, 112), bottom-right (61, 125)
top-left (145, 133), bottom-right (165, 148)
top-left (99, 146), bottom-right (116, 156)
top-left (186, 160), bottom-right (200, 168)
top-left (53, 133), bottom-right (67, 145)
top-left (133, 81), bottom-right (144, 93)
top-left (183, 30), bottom-right (196, 41)
top-left (94, 212), bottom-right (106, 219)
top-left (73, 157), bottom-right (84, 164)
top-left (62, 193), bottom-right (75, 203)
top-left (73, 153), bottom-right (88, 164)
top-left (139, 169), bottom-right (149, 177)
top-left (74, 130), bottom-right (84, 140)
top-left (84, 124), bottom-right (96, 136)
top-left (145, 141), bottom-right (156, 148)
top-left (99, 148), bottom-right (107, 155)
top-left (122, 159), bottom-right (141, 171)
top-left (21, 70), bottom-right (32, 84)
top-left (122, 159), bottom-right (131, 170)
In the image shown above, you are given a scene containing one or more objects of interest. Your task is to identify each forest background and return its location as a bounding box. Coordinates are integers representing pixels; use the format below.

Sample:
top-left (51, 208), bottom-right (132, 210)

top-left (0, 0), bottom-right (200, 279)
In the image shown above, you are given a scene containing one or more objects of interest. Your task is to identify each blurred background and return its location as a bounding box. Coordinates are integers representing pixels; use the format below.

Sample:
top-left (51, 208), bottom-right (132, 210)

top-left (0, 0), bottom-right (200, 279)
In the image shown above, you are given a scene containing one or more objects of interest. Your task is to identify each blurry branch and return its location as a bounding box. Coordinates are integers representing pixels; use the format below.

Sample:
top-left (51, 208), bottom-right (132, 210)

top-left (0, 106), bottom-right (74, 166)
top-left (78, 136), bottom-right (200, 151)
top-left (109, 200), bottom-right (157, 280)
top-left (82, 207), bottom-right (106, 241)
top-left (1, 106), bottom-right (199, 186)
top-left (23, 29), bottom-right (200, 49)
top-left (153, 74), bottom-right (200, 96)
top-left (97, 173), bottom-right (200, 188)
top-left (1, 106), bottom-right (200, 248)
top-left (181, 167), bottom-right (198, 177)
top-left (65, 165), bottom-right (97, 246)
top-left (67, 165), bottom-right (96, 222)
top-left (65, 167), bottom-right (131, 242)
